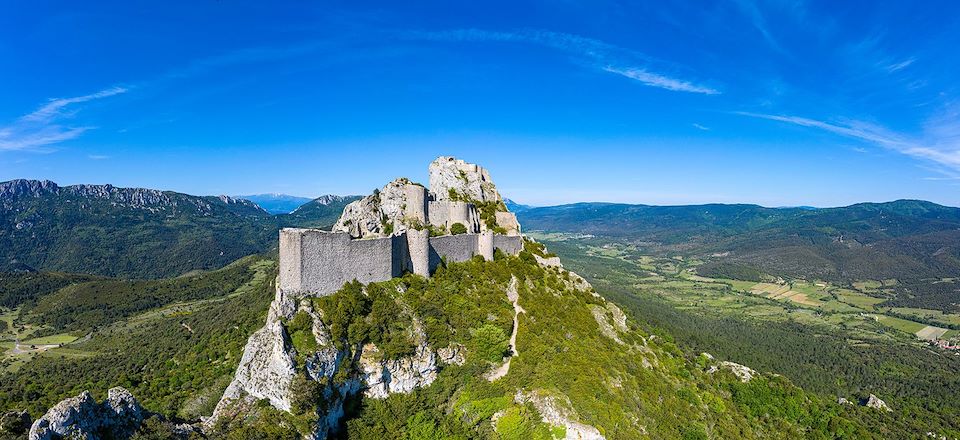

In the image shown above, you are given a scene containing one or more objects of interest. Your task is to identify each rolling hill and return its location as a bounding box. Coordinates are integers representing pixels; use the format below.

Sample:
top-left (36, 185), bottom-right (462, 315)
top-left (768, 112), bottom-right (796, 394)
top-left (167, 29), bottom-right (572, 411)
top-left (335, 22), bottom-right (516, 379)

top-left (0, 180), bottom-right (356, 279)
top-left (518, 200), bottom-right (960, 311)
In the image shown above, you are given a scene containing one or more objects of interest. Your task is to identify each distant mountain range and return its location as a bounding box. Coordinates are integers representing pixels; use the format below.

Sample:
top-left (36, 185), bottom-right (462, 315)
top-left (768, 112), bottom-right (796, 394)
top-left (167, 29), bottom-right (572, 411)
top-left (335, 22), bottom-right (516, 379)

top-left (503, 198), bottom-right (534, 213)
top-left (281, 194), bottom-right (362, 228)
top-left (5, 177), bottom-right (959, 297)
top-left (517, 200), bottom-right (960, 310)
top-left (235, 193), bottom-right (313, 214)
top-left (0, 180), bottom-right (358, 278)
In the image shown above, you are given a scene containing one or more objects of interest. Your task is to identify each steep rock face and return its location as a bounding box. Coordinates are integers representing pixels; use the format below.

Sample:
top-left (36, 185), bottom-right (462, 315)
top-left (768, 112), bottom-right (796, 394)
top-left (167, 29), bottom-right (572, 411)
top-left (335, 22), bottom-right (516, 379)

top-left (214, 318), bottom-right (297, 414)
top-left (359, 324), bottom-right (439, 399)
top-left (29, 387), bottom-right (144, 440)
top-left (211, 290), bottom-right (444, 438)
top-left (333, 178), bottom-right (422, 238)
top-left (429, 156), bottom-right (501, 203)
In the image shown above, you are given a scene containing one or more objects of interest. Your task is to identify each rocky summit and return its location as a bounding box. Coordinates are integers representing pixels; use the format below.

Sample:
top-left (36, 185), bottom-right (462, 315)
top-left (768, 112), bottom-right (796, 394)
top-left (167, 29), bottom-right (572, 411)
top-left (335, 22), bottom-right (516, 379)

top-left (28, 388), bottom-right (144, 440)
top-left (13, 157), bottom-right (917, 440)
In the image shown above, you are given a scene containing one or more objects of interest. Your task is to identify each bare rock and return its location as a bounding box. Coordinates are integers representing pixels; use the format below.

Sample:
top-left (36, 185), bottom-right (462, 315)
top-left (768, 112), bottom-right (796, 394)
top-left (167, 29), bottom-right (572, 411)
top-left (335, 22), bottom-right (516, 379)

top-left (708, 361), bottom-right (757, 382)
top-left (333, 178), bottom-right (423, 238)
top-left (437, 343), bottom-right (466, 366)
top-left (29, 387), bottom-right (144, 440)
top-left (429, 156), bottom-right (501, 203)
top-left (359, 325), bottom-right (439, 399)
top-left (212, 318), bottom-right (296, 418)
top-left (865, 394), bottom-right (892, 412)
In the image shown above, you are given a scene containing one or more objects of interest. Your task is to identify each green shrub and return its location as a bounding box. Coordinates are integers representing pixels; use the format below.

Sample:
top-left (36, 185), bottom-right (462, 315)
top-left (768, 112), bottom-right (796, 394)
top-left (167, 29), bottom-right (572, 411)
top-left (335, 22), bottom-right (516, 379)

top-left (469, 324), bottom-right (509, 363)
top-left (450, 223), bottom-right (468, 235)
top-left (289, 373), bottom-right (322, 415)
top-left (286, 311), bottom-right (317, 360)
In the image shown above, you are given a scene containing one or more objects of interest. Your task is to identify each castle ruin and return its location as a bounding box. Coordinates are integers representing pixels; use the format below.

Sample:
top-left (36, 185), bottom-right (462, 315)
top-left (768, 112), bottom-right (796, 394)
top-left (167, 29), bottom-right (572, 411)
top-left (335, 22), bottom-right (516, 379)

top-left (278, 157), bottom-right (523, 296)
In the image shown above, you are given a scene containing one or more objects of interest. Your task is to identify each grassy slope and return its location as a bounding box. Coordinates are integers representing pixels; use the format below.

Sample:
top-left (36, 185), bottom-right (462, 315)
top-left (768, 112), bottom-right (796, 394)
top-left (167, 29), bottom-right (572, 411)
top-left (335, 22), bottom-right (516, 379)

top-left (538, 237), bottom-right (960, 438)
top-left (215, 251), bottom-right (890, 440)
top-left (0, 257), bottom-right (275, 418)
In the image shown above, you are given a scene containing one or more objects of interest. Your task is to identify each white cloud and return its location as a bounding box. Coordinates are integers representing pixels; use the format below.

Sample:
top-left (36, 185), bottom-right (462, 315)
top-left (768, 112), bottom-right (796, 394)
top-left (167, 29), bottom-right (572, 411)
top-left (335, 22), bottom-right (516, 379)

top-left (22, 86), bottom-right (127, 123)
top-left (0, 86), bottom-right (126, 152)
top-left (737, 111), bottom-right (960, 174)
top-left (88, 154), bottom-right (110, 160)
top-left (604, 67), bottom-right (720, 95)
top-left (411, 28), bottom-right (719, 95)
top-left (883, 58), bottom-right (915, 73)
top-left (692, 123), bottom-right (711, 131)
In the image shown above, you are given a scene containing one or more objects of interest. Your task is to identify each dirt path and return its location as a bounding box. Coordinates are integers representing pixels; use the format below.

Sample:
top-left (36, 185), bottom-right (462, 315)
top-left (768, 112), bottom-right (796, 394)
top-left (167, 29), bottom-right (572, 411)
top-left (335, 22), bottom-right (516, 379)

top-left (487, 277), bottom-right (523, 381)
top-left (9, 340), bottom-right (60, 355)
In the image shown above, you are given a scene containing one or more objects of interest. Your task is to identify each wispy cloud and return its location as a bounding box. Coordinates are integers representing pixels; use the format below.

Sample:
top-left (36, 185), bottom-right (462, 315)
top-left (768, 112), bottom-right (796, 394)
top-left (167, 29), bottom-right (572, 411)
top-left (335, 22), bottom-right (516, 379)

top-left (88, 154), bottom-right (111, 160)
top-left (22, 86), bottom-right (127, 123)
top-left (0, 86), bottom-right (127, 152)
top-left (410, 28), bottom-right (719, 95)
top-left (737, 111), bottom-right (960, 174)
top-left (603, 67), bottom-right (720, 94)
top-left (883, 57), bottom-right (915, 73)
top-left (692, 123), bottom-right (711, 131)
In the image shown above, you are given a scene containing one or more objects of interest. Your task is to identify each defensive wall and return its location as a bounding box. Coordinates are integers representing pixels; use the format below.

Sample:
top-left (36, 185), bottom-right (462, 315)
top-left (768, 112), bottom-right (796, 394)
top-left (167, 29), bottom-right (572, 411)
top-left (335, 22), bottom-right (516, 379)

top-left (279, 228), bottom-right (523, 296)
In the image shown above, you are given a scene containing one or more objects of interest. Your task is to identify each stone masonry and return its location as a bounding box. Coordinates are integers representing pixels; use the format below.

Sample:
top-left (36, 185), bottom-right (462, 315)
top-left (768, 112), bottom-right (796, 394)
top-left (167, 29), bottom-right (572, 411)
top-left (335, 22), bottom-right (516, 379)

top-left (279, 157), bottom-right (523, 297)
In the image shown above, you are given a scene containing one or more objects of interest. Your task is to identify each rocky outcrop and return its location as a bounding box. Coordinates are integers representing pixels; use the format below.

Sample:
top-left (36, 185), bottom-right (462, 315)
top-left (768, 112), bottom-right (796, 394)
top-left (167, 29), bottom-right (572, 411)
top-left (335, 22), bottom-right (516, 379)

top-left (210, 294), bottom-right (444, 438)
top-left (708, 361), bottom-right (757, 383)
top-left (429, 156), bottom-right (501, 203)
top-left (0, 179), bottom-right (59, 199)
top-left (515, 390), bottom-right (605, 440)
top-left (591, 302), bottom-right (628, 345)
top-left (360, 343), bottom-right (438, 399)
top-left (333, 178), bottom-right (424, 238)
top-left (29, 387), bottom-right (144, 440)
top-left (213, 318), bottom-right (297, 415)
top-left (865, 394), bottom-right (892, 412)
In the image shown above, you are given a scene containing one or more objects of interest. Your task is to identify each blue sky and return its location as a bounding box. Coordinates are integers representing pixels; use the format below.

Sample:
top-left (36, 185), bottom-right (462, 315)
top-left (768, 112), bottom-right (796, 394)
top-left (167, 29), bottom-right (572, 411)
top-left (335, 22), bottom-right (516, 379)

top-left (1, 1), bottom-right (959, 207)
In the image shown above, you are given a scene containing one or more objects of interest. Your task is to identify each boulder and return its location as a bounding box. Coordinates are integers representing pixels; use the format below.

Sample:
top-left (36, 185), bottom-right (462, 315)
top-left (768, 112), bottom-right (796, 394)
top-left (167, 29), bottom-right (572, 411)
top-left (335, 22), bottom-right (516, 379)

top-left (864, 394), bottom-right (892, 412)
top-left (29, 387), bottom-right (144, 440)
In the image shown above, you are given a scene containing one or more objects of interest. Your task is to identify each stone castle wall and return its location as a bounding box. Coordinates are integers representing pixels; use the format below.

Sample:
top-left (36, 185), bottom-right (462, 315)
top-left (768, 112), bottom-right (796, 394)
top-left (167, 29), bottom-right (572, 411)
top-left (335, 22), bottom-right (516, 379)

top-left (493, 234), bottom-right (523, 255)
top-left (427, 201), bottom-right (480, 233)
top-left (280, 228), bottom-right (522, 296)
top-left (426, 233), bottom-right (479, 271)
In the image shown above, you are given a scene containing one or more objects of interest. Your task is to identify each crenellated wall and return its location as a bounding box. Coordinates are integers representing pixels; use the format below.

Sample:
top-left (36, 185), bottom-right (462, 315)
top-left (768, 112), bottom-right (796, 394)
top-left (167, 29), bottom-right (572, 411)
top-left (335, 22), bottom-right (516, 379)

top-left (279, 228), bottom-right (522, 296)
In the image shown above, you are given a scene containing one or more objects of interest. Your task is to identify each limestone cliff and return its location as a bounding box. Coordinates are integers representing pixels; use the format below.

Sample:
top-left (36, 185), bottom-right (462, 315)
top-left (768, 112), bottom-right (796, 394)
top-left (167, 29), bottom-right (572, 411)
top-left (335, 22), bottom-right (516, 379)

top-left (29, 388), bottom-right (144, 440)
top-left (331, 157), bottom-right (518, 239)
top-left (209, 157), bottom-right (587, 438)
top-left (429, 156), bottom-right (501, 203)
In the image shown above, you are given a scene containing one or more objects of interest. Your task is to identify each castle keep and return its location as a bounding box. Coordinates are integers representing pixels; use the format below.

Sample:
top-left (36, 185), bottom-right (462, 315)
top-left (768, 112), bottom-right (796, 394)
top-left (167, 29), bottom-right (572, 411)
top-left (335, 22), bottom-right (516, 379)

top-left (278, 157), bottom-right (523, 296)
